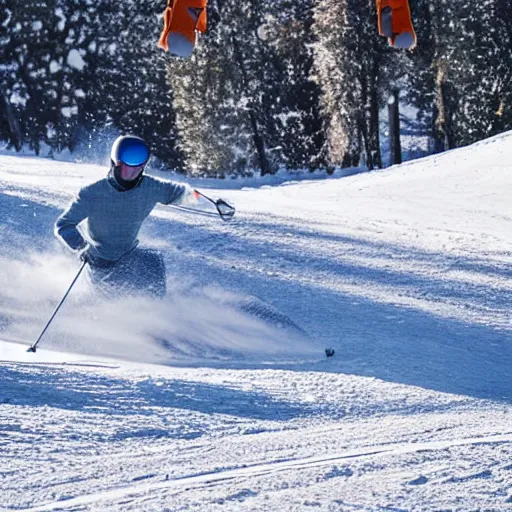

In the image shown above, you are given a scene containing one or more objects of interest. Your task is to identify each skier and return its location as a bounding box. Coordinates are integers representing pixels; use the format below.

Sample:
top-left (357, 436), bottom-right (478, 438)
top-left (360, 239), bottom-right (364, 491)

top-left (55, 135), bottom-right (202, 298)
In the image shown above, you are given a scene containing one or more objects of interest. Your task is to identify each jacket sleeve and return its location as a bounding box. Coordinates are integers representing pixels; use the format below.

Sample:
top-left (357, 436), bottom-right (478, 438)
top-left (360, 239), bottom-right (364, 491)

top-left (54, 190), bottom-right (89, 251)
top-left (157, 180), bottom-right (196, 206)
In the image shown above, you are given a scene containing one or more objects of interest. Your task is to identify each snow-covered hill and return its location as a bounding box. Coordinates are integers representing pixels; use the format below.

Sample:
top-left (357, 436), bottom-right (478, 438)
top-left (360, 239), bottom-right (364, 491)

top-left (1, 132), bottom-right (511, 511)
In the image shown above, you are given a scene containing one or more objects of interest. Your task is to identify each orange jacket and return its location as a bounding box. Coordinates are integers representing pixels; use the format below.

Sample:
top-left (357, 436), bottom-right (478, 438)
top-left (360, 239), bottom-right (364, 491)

top-left (376, 0), bottom-right (414, 37)
top-left (158, 0), bottom-right (208, 52)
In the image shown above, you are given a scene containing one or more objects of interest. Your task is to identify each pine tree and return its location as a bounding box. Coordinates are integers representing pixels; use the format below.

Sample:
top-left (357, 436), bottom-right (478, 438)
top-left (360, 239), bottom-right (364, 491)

top-left (256, 0), bottom-right (325, 171)
top-left (407, 0), bottom-right (512, 151)
top-left (170, 0), bottom-right (324, 176)
top-left (168, 6), bottom-right (255, 176)
top-left (0, 0), bottom-right (182, 167)
top-left (169, 0), bottom-right (279, 176)
top-left (492, 0), bottom-right (512, 135)
top-left (0, 0), bottom-right (87, 154)
top-left (0, 2), bottom-right (23, 150)
top-left (312, 0), bottom-right (394, 170)
top-left (66, 0), bottom-right (182, 167)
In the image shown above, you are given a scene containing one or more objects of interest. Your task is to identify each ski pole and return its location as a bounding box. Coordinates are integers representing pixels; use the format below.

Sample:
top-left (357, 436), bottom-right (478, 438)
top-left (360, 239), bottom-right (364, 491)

top-left (27, 260), bottom-right (87, 353)
top-left (194, 190), bottom-right (236, 221)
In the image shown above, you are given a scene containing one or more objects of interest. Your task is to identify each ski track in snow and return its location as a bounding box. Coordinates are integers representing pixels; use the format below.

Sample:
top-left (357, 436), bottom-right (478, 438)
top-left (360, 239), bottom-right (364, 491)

top-left (17, 434), bottom-right (512, 512)
top-left (1, 132), bottom-right (512, 510)
top-left (2, 357), bottom-right (512, 511)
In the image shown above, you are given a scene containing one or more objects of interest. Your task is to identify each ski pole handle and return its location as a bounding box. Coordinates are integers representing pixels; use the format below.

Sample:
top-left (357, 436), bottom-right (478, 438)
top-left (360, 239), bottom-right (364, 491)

top-left (194, 190), bottom-right (236, 221)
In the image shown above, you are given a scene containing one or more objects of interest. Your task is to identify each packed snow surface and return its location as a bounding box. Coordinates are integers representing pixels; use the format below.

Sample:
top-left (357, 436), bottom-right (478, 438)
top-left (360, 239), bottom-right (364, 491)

top-left (1, 131), bottom-right (511, 511)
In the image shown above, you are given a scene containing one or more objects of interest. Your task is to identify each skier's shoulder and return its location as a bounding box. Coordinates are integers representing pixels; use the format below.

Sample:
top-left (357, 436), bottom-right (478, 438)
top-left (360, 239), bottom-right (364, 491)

top-left (76, 178), bottom-right (109, 200)
top-left (142, 174), bottom-right (188, 204)
top-left (143, 174), bottom-right (184, 191)
top-left (141, 174), bottom-right (163, 187)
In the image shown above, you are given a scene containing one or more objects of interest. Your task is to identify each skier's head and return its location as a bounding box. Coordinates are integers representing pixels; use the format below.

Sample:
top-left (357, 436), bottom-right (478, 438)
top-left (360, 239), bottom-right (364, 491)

top-left (109, 135), bottom-right (150, 190)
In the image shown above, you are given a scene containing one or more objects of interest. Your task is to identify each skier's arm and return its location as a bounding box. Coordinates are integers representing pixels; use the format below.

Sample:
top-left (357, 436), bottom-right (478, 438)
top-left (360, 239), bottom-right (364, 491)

top-left (156, 179), bottom-right (234, 219)
top-left (159, 181), bottom-right (198, 206)
top-left (54, 190), bottom-right (89, 251)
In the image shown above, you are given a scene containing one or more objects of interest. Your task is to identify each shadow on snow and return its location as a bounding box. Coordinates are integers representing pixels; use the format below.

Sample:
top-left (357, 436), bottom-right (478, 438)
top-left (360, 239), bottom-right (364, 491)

top-left (1, 191), bottom-right (512, 403)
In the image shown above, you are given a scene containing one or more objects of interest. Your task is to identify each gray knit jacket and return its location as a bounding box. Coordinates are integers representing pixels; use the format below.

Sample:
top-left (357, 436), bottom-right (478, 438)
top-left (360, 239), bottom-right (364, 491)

top-left (55, 175), bottom-right (188, 262)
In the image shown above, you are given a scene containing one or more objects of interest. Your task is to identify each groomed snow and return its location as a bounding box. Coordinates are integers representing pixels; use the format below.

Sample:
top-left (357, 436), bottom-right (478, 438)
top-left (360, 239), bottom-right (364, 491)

top-left (1, 131), bottom-right (511, 511)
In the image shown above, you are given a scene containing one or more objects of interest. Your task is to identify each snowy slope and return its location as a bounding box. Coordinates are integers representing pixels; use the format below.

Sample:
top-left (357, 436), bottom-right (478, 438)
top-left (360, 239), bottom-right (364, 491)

top-left (1, 132), bottom-right (512, 511)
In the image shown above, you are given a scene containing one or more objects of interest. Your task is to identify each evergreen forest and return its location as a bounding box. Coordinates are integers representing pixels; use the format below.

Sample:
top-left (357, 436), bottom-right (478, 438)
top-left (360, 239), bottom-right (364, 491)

top-left (1, 0), bottom-right (511, 176)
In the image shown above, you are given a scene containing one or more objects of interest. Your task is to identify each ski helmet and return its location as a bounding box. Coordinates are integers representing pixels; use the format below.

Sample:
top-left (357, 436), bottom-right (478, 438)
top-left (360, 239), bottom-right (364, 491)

top-left (111, 135), bottom-right (150, 167)
top-left (109, 135), bottom-right (150, 191)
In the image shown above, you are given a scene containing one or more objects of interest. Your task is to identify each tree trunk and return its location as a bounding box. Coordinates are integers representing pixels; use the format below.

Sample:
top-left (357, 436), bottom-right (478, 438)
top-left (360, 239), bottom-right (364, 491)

top-left (360, 75), bottom-right (373, 169)
top-left (248, 108), bottom-right (272, 176)
top-left (434, 63), bottom-right (455, 151)
top-left (232, 36), bottom-right (272, 176)
top-left (1, 92), bottom-right (23, 151)
top-left (388, 88), bottom-right (402, 165)
top-left (368, 59), bottom-right (382, 169)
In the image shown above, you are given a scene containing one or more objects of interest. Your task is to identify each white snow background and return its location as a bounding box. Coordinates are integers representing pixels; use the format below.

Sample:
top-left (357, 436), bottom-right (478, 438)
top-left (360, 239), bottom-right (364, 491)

top-left (0, 131), bottom-right (511, 511)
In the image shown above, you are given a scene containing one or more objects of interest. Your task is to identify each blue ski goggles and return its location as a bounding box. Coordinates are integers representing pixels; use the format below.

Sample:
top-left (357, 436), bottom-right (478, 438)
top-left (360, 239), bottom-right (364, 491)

top-left (118, 143), bottom-right (149, 166)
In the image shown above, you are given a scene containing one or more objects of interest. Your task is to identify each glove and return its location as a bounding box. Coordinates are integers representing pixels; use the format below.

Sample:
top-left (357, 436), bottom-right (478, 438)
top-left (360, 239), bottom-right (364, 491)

top-left (177, 185), bottom-right (199, 206)
top-left (78, 246), bottom-right (91, 264)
